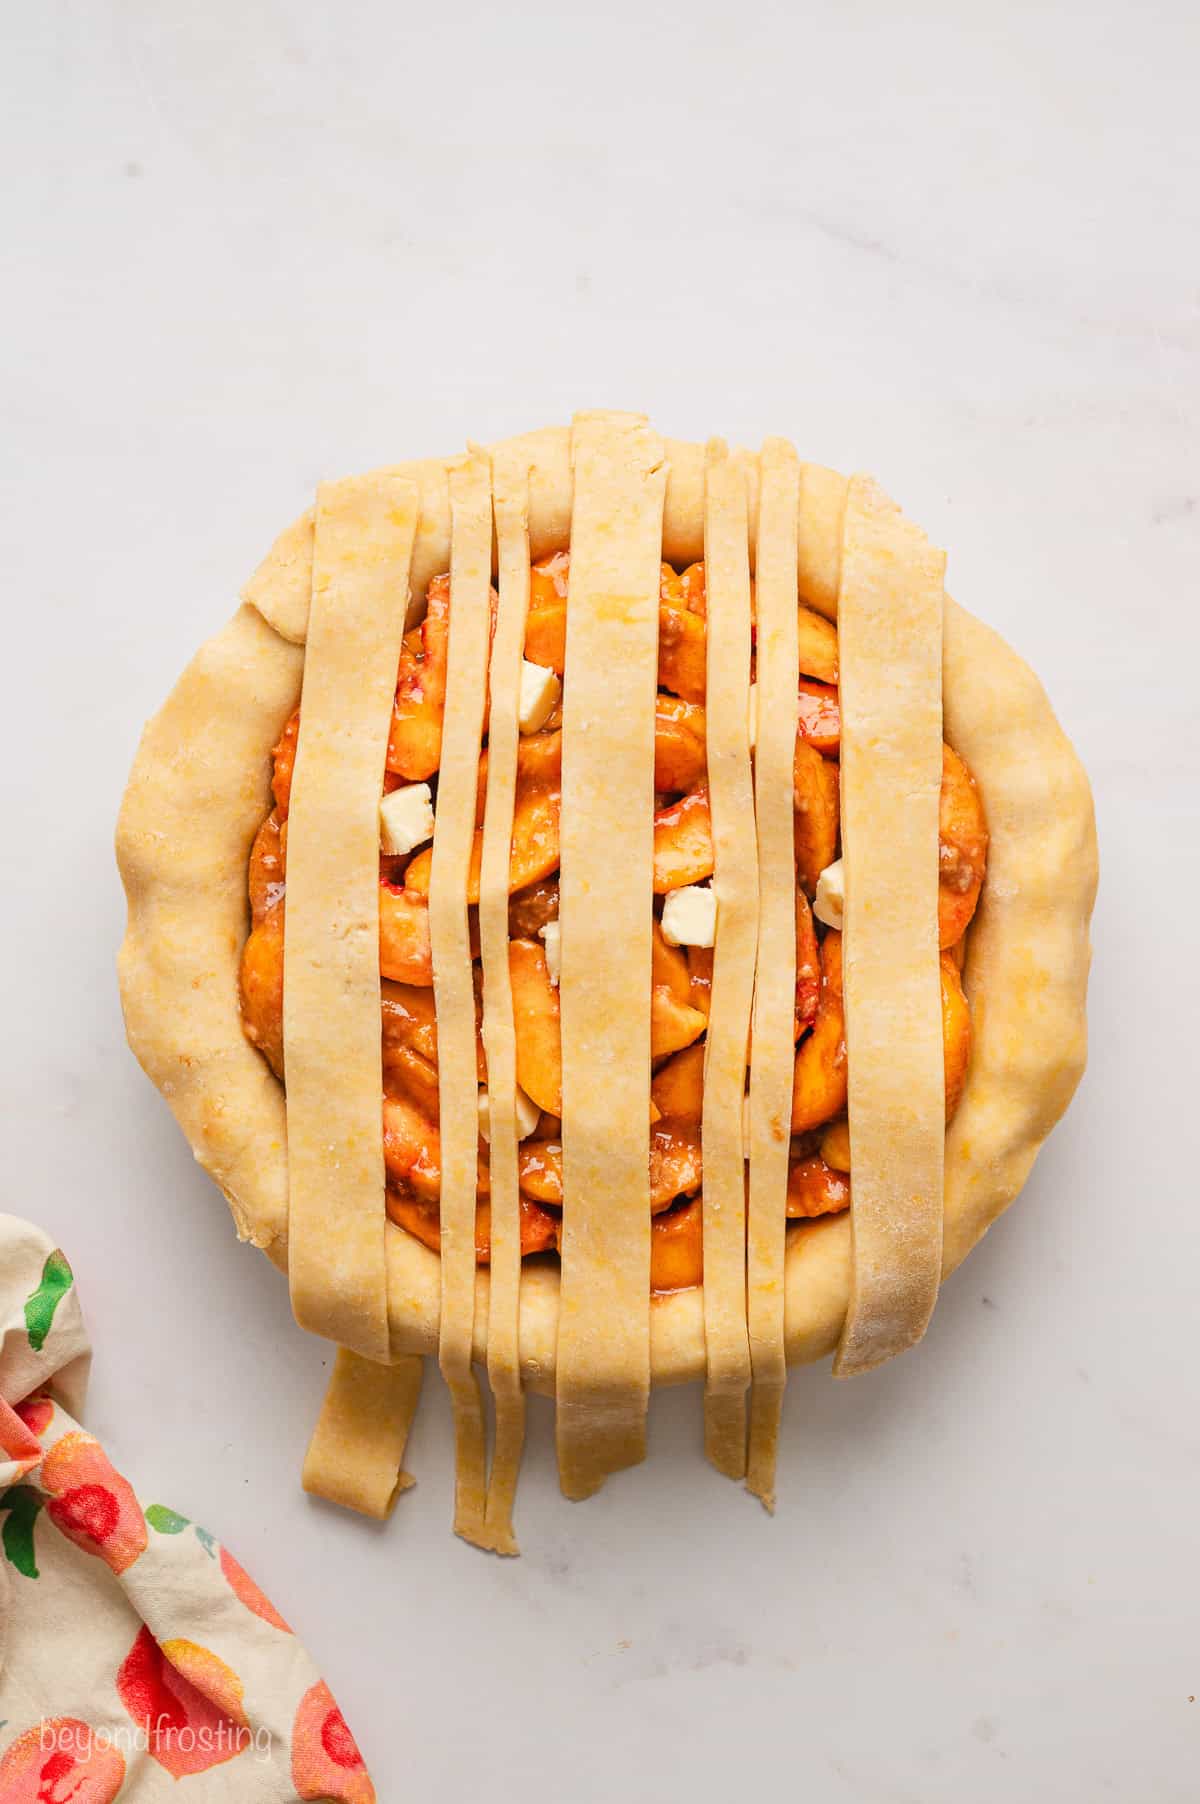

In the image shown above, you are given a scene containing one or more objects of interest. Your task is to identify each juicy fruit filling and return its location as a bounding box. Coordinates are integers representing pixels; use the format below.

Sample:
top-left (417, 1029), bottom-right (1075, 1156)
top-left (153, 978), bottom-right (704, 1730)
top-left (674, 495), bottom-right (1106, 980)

top-left (239, 552), bottom-right (988, 1293)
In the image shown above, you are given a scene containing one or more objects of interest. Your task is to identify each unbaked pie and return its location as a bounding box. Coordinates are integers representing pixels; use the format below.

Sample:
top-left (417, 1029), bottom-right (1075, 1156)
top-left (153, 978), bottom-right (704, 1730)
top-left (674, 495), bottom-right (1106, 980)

top-left (238, 553), bottom-right (985, 1289)
top-left (117, 415), bottom-right (1096, 1550)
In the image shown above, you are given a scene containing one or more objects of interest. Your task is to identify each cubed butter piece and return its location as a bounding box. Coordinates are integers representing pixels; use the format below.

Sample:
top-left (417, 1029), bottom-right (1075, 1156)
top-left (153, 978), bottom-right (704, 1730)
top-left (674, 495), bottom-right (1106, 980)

top-left (380, 782), bottom-right (435, 857)
top-left (813, 857), bottom-right (844, 930)
top-left (518, 660), bottom-right (561, 735)
top-left (477, 1084), bottom-right (541, 1143)
top-left (538, 918), bottom-right (561, 985)
top-left (661, 882), bottom-right (717, 948)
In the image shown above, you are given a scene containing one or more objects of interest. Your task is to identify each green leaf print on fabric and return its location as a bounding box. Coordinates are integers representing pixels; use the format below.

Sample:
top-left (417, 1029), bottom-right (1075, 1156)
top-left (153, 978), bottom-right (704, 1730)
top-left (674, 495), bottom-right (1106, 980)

top-left (145, 1504), bottom-right (190, 1535)
top-left (145, 1505), bottom-right (219, 1558)
top-left (23, 1249), bottom-right (73, 1352)
top-left (1, 1485), bottom-right (44, 1578)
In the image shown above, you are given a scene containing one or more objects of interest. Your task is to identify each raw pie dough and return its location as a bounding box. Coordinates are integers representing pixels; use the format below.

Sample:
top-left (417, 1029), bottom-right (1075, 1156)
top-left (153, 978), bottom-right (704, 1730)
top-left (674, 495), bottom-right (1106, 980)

top-left (116, 419), bottom-right (1097, 1544)
top-left (555, 413), bottom-right (665, 1501)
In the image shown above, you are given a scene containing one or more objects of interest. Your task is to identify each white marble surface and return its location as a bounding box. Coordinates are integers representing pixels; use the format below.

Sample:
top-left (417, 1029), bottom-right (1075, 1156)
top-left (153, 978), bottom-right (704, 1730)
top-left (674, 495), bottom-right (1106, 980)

top-left (4, 2), bottom-right (1198, 1797)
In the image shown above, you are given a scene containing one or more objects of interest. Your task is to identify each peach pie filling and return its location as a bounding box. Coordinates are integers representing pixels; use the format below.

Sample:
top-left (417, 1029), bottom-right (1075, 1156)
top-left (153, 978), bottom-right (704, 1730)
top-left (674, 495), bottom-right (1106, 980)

top-left (239, 552), bottom-right (988, 1292)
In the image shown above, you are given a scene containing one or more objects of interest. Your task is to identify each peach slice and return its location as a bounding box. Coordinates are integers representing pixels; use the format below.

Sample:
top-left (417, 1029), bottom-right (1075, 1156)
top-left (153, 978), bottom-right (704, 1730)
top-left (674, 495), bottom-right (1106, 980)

top-left (939, 742), bottom-right (989, 949)
top-left (657, 601), bottom-right (707, 702)
top-left (509, 938), bottom-right (562, 1116)
top-left (679, 561), bottom-right (707, 614)
top-left (380, 980), bottom-right (485, 1085)
top-left (384, 1044), bottom-right (441, 1121)
top-left (378, 884), bottom-right (433, 985)
top-left (406, 782), bottom-right (560, 903)
top-left (382, 1094), bottom-right (443, 1203)
top-left (648, 1118), bottom-right (703, 1211)
top-left (514, 1121), bottom-right (700, 1213)
top-left (530, 547), bottom-right (571, 604)
top-left (523, 602), bottom-right (566, 673)
top-left (796, 604), bottom-right (839, 683)
top-left (271, 708), bottom-right (300, 818)
top-left (651, 918), bottom-right (692, 1004)
top-left (820, 1117), bottom-right (851, 1172)
top-left (791, 930), bottom-right (848, 1134)
top-left (238, 905), bottom-right (285, 1078)
top-left (795, 889), bottom-right (821, 1033)
top-left (386, 572), bottom-right (450, 780)
top-left (385, 1189), bottom-right (557, 1262)
top-left (796, 677), bottom-right (841, 753)
top-left (654, 695), bottom-right (707, 792)
top-left (651, 1042), bottom-right (705, 1123)
top-left (650, 987), bottom-right (708, 1061)
top-left (792, 739), bottom-right (839, 898)
top-left (498, 780), bottom-right (562, 896)
top-left (686, 945), bottom-right (713, 1018)
top-left (475, 1197), bottom-right (558, 1261)
top-left (941, 950), bottom-right (972, 1121)
top-left (526, 557), bottom-right (711, 700)
top-left (788, 948), bottom-right (972, 1144)
top-left (786, 1156), bottom-right (851, 1218)
top-left (651, 1198), bottom-right (703, 1292)
top-left (476, 730), bottom-right (562, 821)
top-left (248, 810), bottom-right (285, 926)
top-left (524, 552), bottom-right (569, 671)
top-left (380, 980), bottom-right (439, 1066)
top-left (653, 788), bottom-right (713, 892)
top-left (516, 1139), bottom-right (564, 1203)
top-left (384, 1189), bottom-right (441, 1254)
top-left (508, 877), bottom-right (559, 939)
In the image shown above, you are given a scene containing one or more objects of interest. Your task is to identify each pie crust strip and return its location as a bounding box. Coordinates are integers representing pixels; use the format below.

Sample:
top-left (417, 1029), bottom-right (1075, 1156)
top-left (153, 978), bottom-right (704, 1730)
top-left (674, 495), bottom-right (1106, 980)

top-left (745, 438), bottom-right (801, 1506)
top-left (284, 474), bottom-right (420, 1366)
top-left (241, 435), bottom-right (852, 645)
top-left (698, 444), bottom-right (756, 1478)
top-left (555, 411), bottom-right (666, 1500)
top-left (430, 455), bottom-right (494, 1543)
top-left (833, 475), bottom-right (945, 1376)
top-left (302, 1348), bottom-right (423, 1519)
top-left (477, 447), bottom-right (534, 1554)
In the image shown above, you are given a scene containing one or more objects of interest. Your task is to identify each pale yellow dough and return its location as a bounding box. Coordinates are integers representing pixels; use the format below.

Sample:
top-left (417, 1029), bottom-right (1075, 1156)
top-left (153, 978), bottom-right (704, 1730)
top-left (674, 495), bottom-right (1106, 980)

top-left (430, 456), bottom-right (495, 1544)
top-left (555, 412), bottom-right (666, 1500)
top-left (118, 426), bottom-right (1098, 1419)
top-left (745, 439), bottom-right (802, 1508)
top-left (834, 476), bottom-right (945, 1376)
top-left (698, 444), bottom-right (756, 1478)
top-left (302, 1348), bottom-right (423, 1519)
top-left (477, 446), bottom-right (534, 1553)
top-left (283, 474), bottom-right (419, 1365)
top-left (242, 434), bottom-right (850, 642)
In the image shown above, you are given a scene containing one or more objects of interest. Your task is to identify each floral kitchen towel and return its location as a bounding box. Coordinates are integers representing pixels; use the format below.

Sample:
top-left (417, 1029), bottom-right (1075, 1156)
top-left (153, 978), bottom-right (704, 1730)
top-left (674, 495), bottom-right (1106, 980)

top-left (0, 1214), bottom-right (374, 1801)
